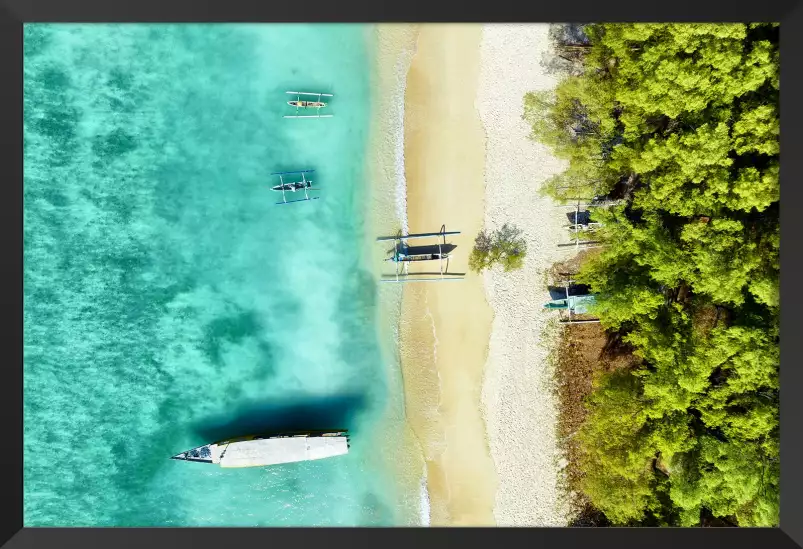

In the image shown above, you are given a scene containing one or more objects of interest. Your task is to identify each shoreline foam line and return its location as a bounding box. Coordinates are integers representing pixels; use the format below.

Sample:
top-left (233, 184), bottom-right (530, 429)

top-left (393, 45), bottom-right (412, 237)
top-left (366, 23), bottom-right (432, 526)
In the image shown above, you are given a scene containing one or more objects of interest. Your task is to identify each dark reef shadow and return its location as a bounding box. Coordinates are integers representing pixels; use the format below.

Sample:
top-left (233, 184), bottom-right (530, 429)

top-left (190, 392), bottom-right (369, 444)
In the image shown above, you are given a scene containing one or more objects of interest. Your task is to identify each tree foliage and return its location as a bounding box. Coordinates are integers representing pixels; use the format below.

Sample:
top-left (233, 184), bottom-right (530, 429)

top-left (469, 223), bottom-right (528, 273)
top-left (529, 23), bottom-right (779, 527)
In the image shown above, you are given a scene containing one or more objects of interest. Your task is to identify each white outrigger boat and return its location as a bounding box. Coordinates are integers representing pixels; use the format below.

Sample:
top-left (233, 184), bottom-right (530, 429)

top-left (270, 169), bottom-right (320, 205)
top-left (284, 91), bottom-right (333, 119)
top-left (171, 430), bottom-right (350, 468)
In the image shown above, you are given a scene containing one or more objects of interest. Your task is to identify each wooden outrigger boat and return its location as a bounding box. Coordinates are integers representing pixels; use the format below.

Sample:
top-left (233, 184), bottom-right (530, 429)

top-left (171, 430), bottom-right (350, 468)
top-left (376, 226), bottom-right (465, 283)
top-left (567, 222), bottom-right (603, 232)
top-left (544, 280), bottom-right (600, 324)
top-left (270, 169), bottom-right (320, 205)
top-left (554, 197), bottom-right (617, 251)
top-left (288, 99), bottom-right (327, 109)
top-left (284, 91), bottom-right (334, 119)
top-left (544, 294), bottom-right (597, 314)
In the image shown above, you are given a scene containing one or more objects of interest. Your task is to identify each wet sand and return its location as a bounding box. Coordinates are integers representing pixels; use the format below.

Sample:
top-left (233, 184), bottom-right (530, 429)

top-left (365, 23), bottom-right (429, 526)
top-left (398, 23), bottom-right (498, 526)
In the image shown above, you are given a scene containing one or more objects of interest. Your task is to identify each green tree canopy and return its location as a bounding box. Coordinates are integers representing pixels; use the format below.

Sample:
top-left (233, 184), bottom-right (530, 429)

top-left (529, 23), bottom-right (779, 527)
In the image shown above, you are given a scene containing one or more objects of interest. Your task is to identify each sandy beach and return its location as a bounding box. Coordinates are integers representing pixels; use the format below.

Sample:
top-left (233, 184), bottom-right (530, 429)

top-left (398, 24), bottom-right (497, 526)
top-left (477, 24), bottom-right (571, 526)
top-left (396, 23), bottom-right (572, 526)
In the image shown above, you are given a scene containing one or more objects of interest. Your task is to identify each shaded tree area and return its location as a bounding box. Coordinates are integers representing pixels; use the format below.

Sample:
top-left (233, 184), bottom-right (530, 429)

top-left (528, 23), bottom-right (780, 527)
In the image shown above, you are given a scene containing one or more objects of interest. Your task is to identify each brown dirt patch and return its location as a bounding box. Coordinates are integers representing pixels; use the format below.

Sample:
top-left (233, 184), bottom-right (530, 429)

top-left (549, 249), bottom-right (642, 518)
top-left (547, 248), bottom-right (603, 284)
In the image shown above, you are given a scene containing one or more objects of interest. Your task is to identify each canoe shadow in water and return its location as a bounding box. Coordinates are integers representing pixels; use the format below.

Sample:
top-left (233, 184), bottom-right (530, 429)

top-left (190, 392), bottom-right (369, 444)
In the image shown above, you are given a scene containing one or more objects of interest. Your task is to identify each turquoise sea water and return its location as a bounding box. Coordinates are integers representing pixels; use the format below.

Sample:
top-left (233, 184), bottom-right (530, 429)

top-left (23, 23), bottom-right (414, 526)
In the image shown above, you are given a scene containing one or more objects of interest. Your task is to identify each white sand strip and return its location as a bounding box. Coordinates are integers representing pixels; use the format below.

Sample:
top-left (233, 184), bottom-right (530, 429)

top-left (476, 23), bottom-right (572, 526)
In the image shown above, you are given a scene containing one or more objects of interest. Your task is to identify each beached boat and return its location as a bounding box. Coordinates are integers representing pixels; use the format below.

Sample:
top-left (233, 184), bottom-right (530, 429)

top-left (543, 294), bottom-right (596, 314)
top-left (376, 226), bottom-right (466, 283)
top-left (544, 292), bottom-right (601, 324)
top-left (171, 430), bottom-right (349, 468)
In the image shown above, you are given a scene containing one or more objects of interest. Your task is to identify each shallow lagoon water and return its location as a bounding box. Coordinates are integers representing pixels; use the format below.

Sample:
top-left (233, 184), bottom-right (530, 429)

top-left (23, 23), bottom-right (412, 526)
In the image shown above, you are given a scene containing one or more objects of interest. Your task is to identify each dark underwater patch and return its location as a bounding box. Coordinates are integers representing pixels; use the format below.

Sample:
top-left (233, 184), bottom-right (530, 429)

top-left (40, 66), bottom-right (70, 92)
top-left (362, 491), bottom-right (394, 526)
top-left (92, 127), bottom-right (139, 160)
top-left (224, 383), bottom-right (245, 403)
top-left (23, 24), bottom-right (52, 57)
top-left (200, 308), bottom-right (263, 367)
top-left (26, 64), bottom-right (82, 167)
top-left (334, 266), bottom-right (382, 393)
top-left (251, 340), bottom-right (277, 381)
top-left (31, 103), bottom-right (80, 143)
top-left (39, 187), bottom-right (69, 208)
top-left (108, 67), bottom-right (134, 92)
top-left (106, 404), bottom-right (187, 526)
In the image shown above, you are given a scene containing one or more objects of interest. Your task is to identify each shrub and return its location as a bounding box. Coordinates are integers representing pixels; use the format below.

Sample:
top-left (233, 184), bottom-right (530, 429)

top-left (469, 223), bottom-right (528, 273)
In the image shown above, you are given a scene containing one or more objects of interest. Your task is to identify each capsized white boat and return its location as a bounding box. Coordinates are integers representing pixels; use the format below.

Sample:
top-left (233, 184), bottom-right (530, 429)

top-left (171, 430), bottom-right (349, 468)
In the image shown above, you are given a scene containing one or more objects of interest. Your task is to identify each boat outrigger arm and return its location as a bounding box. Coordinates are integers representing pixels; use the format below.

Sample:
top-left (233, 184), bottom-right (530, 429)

top-left (376, 227), bottom-right (465, 283)
top-left (271, 170), bottom-right (320, 205)
top-left (284, 91), bottom-right (334, 119)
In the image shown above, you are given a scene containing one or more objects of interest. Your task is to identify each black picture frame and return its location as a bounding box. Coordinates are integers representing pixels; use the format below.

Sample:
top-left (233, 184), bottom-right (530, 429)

top-left (2, 0), bottom-right (800, 548)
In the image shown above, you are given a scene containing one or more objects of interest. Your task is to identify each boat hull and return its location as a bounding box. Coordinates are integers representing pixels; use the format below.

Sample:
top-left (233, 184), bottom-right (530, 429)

top-left (171, 430), bottom-right (349, 468)
top-left (271, 182), bottom-right (312, 192)
top-left (287, 101), bottom-right (327, 108)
